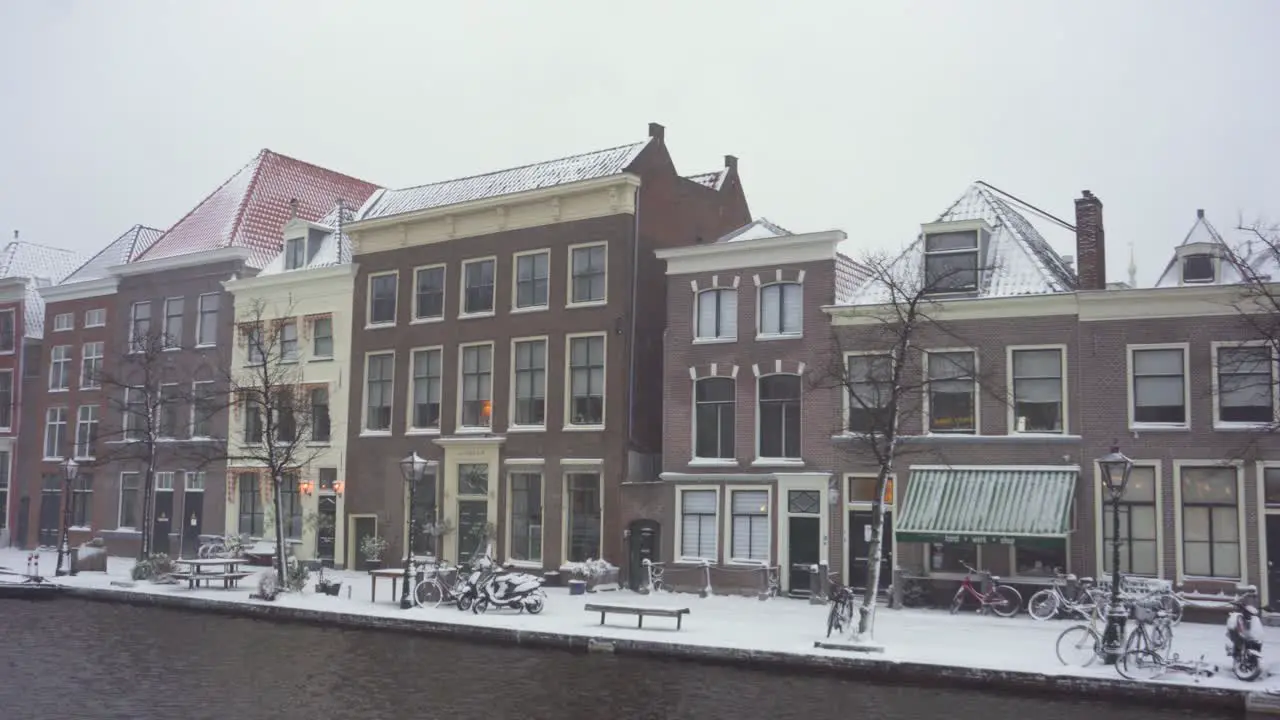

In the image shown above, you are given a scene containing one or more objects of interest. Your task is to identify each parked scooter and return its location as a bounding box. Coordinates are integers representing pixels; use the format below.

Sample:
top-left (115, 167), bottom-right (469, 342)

top-left (453, 561), bottom-right (494, 612)
top-left (472, 557), bottom-right (547, 614)
top-left (1225, 590), bottom-right (1265, 681)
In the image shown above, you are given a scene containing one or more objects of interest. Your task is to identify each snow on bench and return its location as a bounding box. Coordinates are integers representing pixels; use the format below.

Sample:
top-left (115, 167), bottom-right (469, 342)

top-left (584, 603), bottom-right (690, 631)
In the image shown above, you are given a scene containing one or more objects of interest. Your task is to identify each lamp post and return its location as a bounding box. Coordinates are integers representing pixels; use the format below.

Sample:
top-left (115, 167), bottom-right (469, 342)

top-left (55, 457), bottom-right (80, 577)
top-left (399, 451), bottom-right (428, 610)
top-left (1097, 445), bottom-right (1134, 665)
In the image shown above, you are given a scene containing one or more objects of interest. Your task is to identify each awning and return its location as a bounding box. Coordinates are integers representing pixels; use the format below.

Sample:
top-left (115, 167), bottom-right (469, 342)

top-left (896, 467), bottom-right (1077, 548)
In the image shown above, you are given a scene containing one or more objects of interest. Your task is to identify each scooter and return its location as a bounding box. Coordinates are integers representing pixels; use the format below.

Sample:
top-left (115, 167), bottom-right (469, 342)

top-left (473, 559), bottom-right (546, 614)
top-left (1225, 590), bottom-right (1265, 681)
top-left (453, 561), bottom-right (495, 612)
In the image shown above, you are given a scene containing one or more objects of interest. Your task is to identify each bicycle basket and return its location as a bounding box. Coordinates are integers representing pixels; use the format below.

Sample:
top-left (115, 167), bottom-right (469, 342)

top-left (1131, 602), bottom-right (1159, 623)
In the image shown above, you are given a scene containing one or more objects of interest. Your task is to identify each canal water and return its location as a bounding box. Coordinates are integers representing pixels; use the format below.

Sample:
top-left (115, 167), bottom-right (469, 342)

top-left (0, 599), bottom-right (1237, 720)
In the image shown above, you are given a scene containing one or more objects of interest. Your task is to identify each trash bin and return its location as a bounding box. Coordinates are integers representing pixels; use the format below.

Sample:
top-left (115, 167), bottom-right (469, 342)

top-left (569, 579), bottom-right (587, 596)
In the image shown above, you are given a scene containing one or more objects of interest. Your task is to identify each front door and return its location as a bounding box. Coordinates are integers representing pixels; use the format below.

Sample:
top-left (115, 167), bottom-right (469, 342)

top-left (182, 492), bottom-right (204, 558)
top-left (456, 500), bottom-right (488, 565)
top-left (316, 495), bottom-right (337, 564)
top-left (848, 510), bottom-right (894, 593)
top-left (38, 490), bottom-right (61, 548)
top-left (16, 496), bottom-right (30, 550)
top-left (1267, 516), bottom-right (1280, 610)
top-left (787, 489), bottom-right (822, 597)
top-left (152, 491), bottom-right (173, 555)
top-left (627, 519), bottom-right (660, 591)
top-left (351, 516), bottom-right (377, 571)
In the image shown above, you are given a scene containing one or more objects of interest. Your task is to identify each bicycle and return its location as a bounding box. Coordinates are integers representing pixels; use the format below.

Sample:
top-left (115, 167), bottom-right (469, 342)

top-left (1054, 602), bottom-right (1112, 666)
top-left (826, 579), bottom-right (856, 637)
top-left (198, 534), bottom-right (248, 559)
top-left (412, 560), bottom-right (470, 609)
top-left (1027, 570), bottom-right (1104, 621)
top-left (1123, 599), bottom-right (1174, 655)
top-left (949, 562), bottom-right (1022, 617)
top-left (1118, 646), bottom-right (1217, 682)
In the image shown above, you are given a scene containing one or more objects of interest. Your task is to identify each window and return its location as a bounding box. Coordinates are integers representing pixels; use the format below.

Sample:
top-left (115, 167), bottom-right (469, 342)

top-left (0, 371), bottom-right (10, 428)
top-left (567, 335), bottom-right (605, 427)
top-left (238, 473), bottom-right (264, 536)
top-left (185, 471), bottom-right (206, 491)
top-left (53, 313), bottom-right (73, 332)
top-left (84, 308), bottom-right (106, 328)
top-left (81, 341), bottom-right (103, 389)
top-left (23, 344), bottom-right (38, 377)
top-left (285, 237), bottom-right (305, 270)
top-left (515, 251), bottom-right (549, 309)
top-left (1130, 346), bottom-right (1187, 426)
top-left (163, 297), bottom-right (184, 348)
top-left (845, 353), bottom-right (892, 434)
top-left (1101, 465), bottom-right (1159, 576)
top-left (1014, 540), bottom-right (1067, 578)
top-left (191, 381), bottom-right (216, 437)
top-left (509, 472), bottom-right (543, 563)
top-left (512, 340), bottom-right (546, 427)
top-left (460, 344), bottom-right (493, 428)
top-left (1266, 467), bottom-right (1280, 509)
top-left (0, 309), bottom-right (13, 352)
top-left (408, 348), bottom-right (442, 430)
top-left (310, 387), bottom-right (331, 442)
top-left (694, 377), bottom-right (735, 459)
top-left (1180, 466), bottom-right (1241, 578)
top-left (196, 294), bottom-right (218, 346)
top-left (926, 350), bottom-right (976, 433)
top-left (242, 393), bottom-right (263, 444)
top-left (364, 353), bottom-right (394, 432)
top-left (118, 472), bottom-right (141, 528)
top-left (934, 543), bottom-right (980, 574)
top-left (730, 489), bottom-right (769, 563)
top-left (569, 243), bottom-right (606, 305)
top-left (159, 384), bottom-right (182, 438)
top-left (124, 388), bottom-right (145, 441)
top-left (0, 451), bottom-right (8, 530)
top-left (1182, 254), bottom-right (1215, 283)
top-left (1011, 348), bottom-right (1064, 433)
top-left (312, 316), bottom-right (333, 358)
top-left (244, 324), bottom-right (265, 365)
top-left (462, 258), bottom-right (496, 315)
top-left (318, 468), bottom-right (337, 491)
top-left (679, 489), bottom-right (718, 561)
top-left (280, 321), bottom-right (298, 362)
top-left (848, 475), bottom-right (894, 505)
top-left (923, 229), bottom-right (979, 293)
top-left (1216, 345), bottom-right (1273, 424)
top-left (281, 474), bottom-right (303, 540)
top-left (155, 471), bottom-right (175, 491)
top-left (565, 472), bottom-right (601, 562)
top-left (368, 272), bottom-right (398, 325)
top-left (43, 407), bottom-right (67, 459)
top-left (414, 265), bottom-right (445, 320)
top-left (75, 405), bottom-right (98, 459)
top-left (411, 469), bottom-right (437, 556)
top-left (48, 345), bottom-right (70, 390)
top-left (696, 288), bottom-right (737, 341)
top-left (757, 374), bottom-right (801, 459)
top-left (275, 390), bottom-right (296, 442)
top-left (758, 283), bottom-right (802, 337)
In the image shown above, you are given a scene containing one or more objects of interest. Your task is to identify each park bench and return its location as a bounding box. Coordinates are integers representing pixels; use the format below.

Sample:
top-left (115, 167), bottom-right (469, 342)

top-left (584, 603), bottom-right (690, 631)
top-left (169, 571), bottom-right (252, 590)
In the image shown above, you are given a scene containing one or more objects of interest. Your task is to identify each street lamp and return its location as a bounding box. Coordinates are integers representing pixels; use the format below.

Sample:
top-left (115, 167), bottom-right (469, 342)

top-left (55, 457), bottom-right (80, 577)
top-left (1097, 444), bottom-right (1134, 665)
top-left (398, 451), bottom-right (428, 610)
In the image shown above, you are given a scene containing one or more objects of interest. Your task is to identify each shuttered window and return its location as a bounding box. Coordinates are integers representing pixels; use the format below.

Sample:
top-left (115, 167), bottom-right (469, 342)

top-left (679, 489), bottom-right (718, 561)
top-left (730, 490), bottom-right (769, 562)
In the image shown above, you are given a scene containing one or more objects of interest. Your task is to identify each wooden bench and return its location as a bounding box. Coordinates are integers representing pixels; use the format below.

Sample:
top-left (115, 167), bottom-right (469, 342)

top-left (585, 603), bottom-right (690, 631)
top-left (170, 571), bottom-right (252, 590)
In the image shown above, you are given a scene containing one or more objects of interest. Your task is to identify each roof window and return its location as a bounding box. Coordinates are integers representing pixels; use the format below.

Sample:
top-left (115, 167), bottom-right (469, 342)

top-left (1181, 253), bottom-right (1215, 284)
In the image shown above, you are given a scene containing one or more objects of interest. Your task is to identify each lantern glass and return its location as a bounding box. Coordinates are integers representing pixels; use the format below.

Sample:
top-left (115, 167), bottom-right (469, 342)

top-left (1097, 446), bottom-right (1134, 498)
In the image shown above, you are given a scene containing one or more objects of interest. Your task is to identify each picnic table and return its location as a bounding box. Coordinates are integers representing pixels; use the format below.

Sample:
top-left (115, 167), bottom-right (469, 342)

top-left (370, 567), bottom-right (411, 603)
top-left (172, 558), bottom-right (252, 590)
top-left (585, 603), bottom-right (690, 631)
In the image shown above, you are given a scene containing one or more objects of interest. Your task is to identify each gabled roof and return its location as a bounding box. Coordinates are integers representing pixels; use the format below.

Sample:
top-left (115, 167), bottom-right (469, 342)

top-left (1150, 211), bottom-right (1274, 287)
top-left (842, 183), bottom-right (1077, 304)
top-left (685, 169), bottom-right (728, 191)
top-left (357, 140), bottom-right (651, 223)
top-left (139, 150), bottom-right (379, 269)
top-left (62, 224), bottom-right (164, 284)
top-left (0, 240), bottom-right (87, 338)
top-left (715, 217), bottom-right (792, 243)
top-left (256, 203), bottom-right (355, 276)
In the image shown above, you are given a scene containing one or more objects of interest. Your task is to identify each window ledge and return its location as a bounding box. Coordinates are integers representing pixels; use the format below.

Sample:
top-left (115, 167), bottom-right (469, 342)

top-left (726, 559), bottom-right (771, 568)
top-left (676, 557), bottom-right (716, 566)
top-left (359, 431), bottom-right (393, 438)
top-left (0, 351), bottom-right (13, 356)
top-left (162, 347), bottom-right (181, 353)
top-left (506, 425), bottom-right (545, 434)
top-left (1213, 422), bottom-right (1272, 432)
top-left (458, 312), bottom-right (496, 321)
top-left (107, 528), bottom-right (142, 536)
top-left (755, 333), bottom-right (802, 342)
top-left (511, 305), bottom-right (549, 315)
top-left (688, 458), bottom-right (738, 468)
top-left (68, 525), bottom-right (91, 532)
top-left (404, 429), bottom-right (440, 436)
top-left (456, 427), bottom-right (494, 434)
top-left (410, 316), bottom-right (444, 325)
top-left (48, 388), bottom-right (68, 393)
top-left (1181, 574), bottom-right (1243, 584)
top-left (751, 458), bottom-right (804, 468)
top-left (563, 424), bottom-right (605, 433)
top-left (280, 359), bottom-right (299, 365)
top-left (566, 300), bottom-right (607, 310)
top-left (308, 357), bottom-right (334, 363)
top-left (194, 343), bottom-right (216, 350)
top-left (305, 441), bottom-right (333, 447)
top-left (364, 323), bottom-right (396, 331)
top-left (1006, 432), bottom-right (1069, 438)
top-left (692, 337), bottom-right (736, 345)
top-left (505, 559), bottom-right (543, 570)
top-left (42, 457), bottom-right (65, 463)
top-left (79, 386), bottom-right (101, 391)
top-left (1128, 424), bottom-right (1191, 432)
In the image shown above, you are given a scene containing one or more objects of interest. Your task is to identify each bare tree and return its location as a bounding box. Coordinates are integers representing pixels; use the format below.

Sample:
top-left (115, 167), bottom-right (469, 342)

top-left (811, 252), bottom-right (1007, 640)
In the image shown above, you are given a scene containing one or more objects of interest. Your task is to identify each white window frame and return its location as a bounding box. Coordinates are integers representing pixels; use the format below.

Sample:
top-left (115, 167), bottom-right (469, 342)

top-left (567, 241), bottom-right (608, 308)
top-left (118, 471), bottom-right (141, 529)
top-left (0, 369), bottom-right (13, 430)
top-left (675, 485), bottom-right (721, 563)
top-left (195, 293), bottom-right (219, 347)
top-left (459, 256), bottom-right (498, 319)
top-left (80, 341), bottom-right (103, 390)
top-left (128, 301), bottom-right (151, 353)
top-left (84, 308), bottom-right (106, 328)
top-left (1092, 460), bottom-right (1163, 579)
top-left (505, 469), bottom-right (545, 568)
top-left (162, 297), bottom-right (184, 349)
top-left (406, 345), bottom-right (444, 434)
top-left (53, 312), bottom-right (73, 332)
top-left (1211, 340), bottom-right (1276, 429)
top-left (75, 405), bottom-right (99, 460)
top-left (843, 473), bottom-right (898, 585)
top-left (842, 350), bottom-right (893, 436)
top-left (43, 406), bottom-right (67, 460)
top-left (1005, 344), bottom-right (1068, 435)
top-left (561, 467), bottom-right (604, 564)
top-left (921, 227), bottom-right (981, 294)
top-left (512, 249), bottom-right (551, 313)
top-left (724, 485), bottom-right (772, 566)
top-left (756, 280), bottom-right (803, 339)
top-left (923, 347), bottom-right (980, 435)
top-left (280, 320), bottom-right (299, 362)
top-left (457, 341), bottom-right (495, 431)
top-left (1126, 343), bottom-right (1191, 430)
top-left (1173, 460), bottom-right (1247, 583)
top-left (691, 374), bottom-right (736, 464)
top-left (190, 380), bottom-right (216, 438)
top-left (366, 270), bottom-right (399, 328)
top-left (310, 315), bottom-right (334, 359)
top-left (158, 382), bottom-right (181, 439)
top-left (284, 236), bottom-right (306, 270)
top-left (564, 332), bottom-right (607, 431)
top-left (185, 471), bottom-right (206, 491)
top-left (0, 308), bottom-right (15, 354)
top-left (754, 372), bottom-right (803, 465)
top-left (694, 284), bottom-right (739, 343)
top-left (411, 263), bottom-right (447, 323)
top-left (48, 344), bottom-right (71, 391)
top-left (1181, 253), bottom-right (1217, 284)
top-left (361, 350), bottom-right (395, 435)
top-left (123, 387), bottom-right (145, 442)
top-left (509, 335), bottom-right (549, 431)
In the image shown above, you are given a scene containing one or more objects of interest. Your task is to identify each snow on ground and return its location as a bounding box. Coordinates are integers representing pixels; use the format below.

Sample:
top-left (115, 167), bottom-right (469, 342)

top-left (1, 548), bottom-right (1270, 693)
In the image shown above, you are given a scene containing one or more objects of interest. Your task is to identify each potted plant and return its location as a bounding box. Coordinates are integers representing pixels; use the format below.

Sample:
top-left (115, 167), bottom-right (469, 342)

top-left (314, 563), bottom-right (342, 596)
top-left (360, 535), bottom-right (388, 570)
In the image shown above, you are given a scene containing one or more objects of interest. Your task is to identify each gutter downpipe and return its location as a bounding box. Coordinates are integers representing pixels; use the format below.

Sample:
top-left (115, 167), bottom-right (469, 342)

top-left (626, 186), bottom-right (641, 468)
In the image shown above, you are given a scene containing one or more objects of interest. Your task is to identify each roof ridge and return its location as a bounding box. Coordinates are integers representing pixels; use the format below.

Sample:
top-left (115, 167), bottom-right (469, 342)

top-left (387, 139), bottom-right (647, 194)
top-left (257, 148), bottom-right (381, 195)
top-left (222, 149), bottom-right (271, 250)
top-left (146, 150), bottom-right (266, 257)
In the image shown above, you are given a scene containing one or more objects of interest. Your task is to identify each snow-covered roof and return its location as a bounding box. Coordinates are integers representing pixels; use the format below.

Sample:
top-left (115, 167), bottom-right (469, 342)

top-left (841, 183), bottom-right (1077, 304)
top-left (685, 169), bottom-right (728, 191)
top-left (715, 218), bottom-right (793, 243)
top-left (1150, 211), bottom-right (1276, 287)
top-left (256, 203), bottom-right (355, 276)
top-left (62, 224), bottom-right (163, 284)
top-left (139, 150), bottom-right (379, 269)
top-left (357, 140), bottom-right (651, 223)
top-left (0, 240), bottom-right (87, 338)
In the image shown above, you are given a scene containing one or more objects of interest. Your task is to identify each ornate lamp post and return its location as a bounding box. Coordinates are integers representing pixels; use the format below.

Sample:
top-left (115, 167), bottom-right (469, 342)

top-left (1097, 445), bottom-right (1134, 665)
top-left (398, 451), bottom-right (428, 610)
top-left (55, 457), bottom-right (80, 577)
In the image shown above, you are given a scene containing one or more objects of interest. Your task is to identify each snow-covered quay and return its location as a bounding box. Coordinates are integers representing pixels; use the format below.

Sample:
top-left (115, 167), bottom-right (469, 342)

top-left (4, 549), bottom-right (1272, 712)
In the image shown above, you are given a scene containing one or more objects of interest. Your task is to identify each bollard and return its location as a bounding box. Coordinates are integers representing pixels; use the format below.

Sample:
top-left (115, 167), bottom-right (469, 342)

top-left (891, 568), bottom-right (904, 610)
top-left (809, 563), bottom-right (828, 605)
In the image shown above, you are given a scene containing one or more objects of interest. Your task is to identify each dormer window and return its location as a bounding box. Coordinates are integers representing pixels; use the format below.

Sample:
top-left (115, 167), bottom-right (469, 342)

top-left (923, 229), bottom-right (980, 294)
top-left (1181, 253), bottom-right (1215, 284)
top-left (1174, 241), bottom-right (1221, 286)
top-left (285, 237), bottom-right (305, 270)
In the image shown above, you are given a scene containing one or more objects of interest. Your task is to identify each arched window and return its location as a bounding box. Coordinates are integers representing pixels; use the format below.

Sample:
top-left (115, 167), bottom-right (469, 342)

top-left (696, 288), bottom-right (737, 341)
top-left (694, 377), bottom-right (735, 459)
top-left (758, 283), bottom-right (802, 337)
top-left (757, 374), bottom-right (801, 459)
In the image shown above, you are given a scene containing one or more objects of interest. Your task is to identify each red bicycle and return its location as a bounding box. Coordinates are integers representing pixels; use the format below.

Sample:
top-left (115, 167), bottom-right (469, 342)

top-left (949, 562), bottom-right (1023, 617)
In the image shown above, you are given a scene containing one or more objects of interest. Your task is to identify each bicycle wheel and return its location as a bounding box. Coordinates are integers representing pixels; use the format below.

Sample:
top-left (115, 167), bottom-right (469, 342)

top-left (1055, 624), bottom-right (1102, 667)
top-left (1123, 625), bottom-right (1151, 655)
top-left (414, 580), bottom-right (442, 608)
top-left (1028, 589), bottom-right (1060, 621)
top-left (1159, 594), bottom-right (1184, 625)
top-left (988, 585), bottom-right (1023, 618)
top-left (826, 599), bottom-right (844, 637)
top-left (949, 589), bottom-right (964, 615)
top-left (1117, 649), bottom-right (1164, 681)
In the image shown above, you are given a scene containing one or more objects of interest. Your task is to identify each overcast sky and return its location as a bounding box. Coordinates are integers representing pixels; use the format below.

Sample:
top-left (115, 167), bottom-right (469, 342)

top-left (1, 0), bottom-right (1276, 286)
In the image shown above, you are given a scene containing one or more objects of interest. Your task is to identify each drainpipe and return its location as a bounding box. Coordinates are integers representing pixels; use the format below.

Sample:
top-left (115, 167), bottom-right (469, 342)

top-left (626, 186), bottom-right (641, 464)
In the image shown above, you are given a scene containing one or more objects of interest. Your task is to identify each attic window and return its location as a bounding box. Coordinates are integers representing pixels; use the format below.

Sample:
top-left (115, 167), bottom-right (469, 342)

top-left (923, 230), bottom-right (979, 294)
top-left (1182, 254), bottom-right (1214, 284)
top-left (285, 238), bottom-right (305, 270)
top-left (307, 236), bottom-right (324, 263)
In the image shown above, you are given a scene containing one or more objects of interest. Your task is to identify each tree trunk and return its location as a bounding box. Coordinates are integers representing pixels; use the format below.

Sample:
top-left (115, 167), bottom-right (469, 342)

top-left (138, 459), bottom-right (156, 560)
top-left (273, 473), bottom-right (288, 586)
top-left (856, 466), bottom-right (893, 638)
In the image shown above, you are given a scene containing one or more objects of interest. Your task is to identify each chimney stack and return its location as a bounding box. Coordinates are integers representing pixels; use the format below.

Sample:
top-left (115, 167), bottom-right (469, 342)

top-left (1197, 208), bottom-right (1205, 220)
top-left (648, 122), bottom-right (665, 142)
top-left (289, 198), bottom-right (299, 218)
top-left (1074, 190), bottom-right (1106, 290)
top-left (12, 230), bottom-right (17, 240)
top-left (724, 155), bottom-right (738, 171)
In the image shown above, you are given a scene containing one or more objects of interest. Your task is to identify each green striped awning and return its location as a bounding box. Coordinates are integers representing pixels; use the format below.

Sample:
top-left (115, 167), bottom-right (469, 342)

top-left (896, 467), bottom-right (1077, 548)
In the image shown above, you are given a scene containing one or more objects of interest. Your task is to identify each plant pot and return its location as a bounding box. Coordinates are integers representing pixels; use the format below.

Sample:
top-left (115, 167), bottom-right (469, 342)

top-left (568, 579), bottom-right (587, 596)
top-left (365, 559), bottom-right (382, 571)
top-left (317, 583), bottom-right (342, 596)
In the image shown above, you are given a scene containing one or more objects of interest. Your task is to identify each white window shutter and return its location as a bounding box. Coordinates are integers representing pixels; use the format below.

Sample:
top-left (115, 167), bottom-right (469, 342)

top-left (782, 284), bottom-right (802, 333)
top-left (696, 292), bottom-right (717, 339)
top-left (721, 290), bottom-right (738, 338)
top-left (760, 287), bottom-right (779, 335)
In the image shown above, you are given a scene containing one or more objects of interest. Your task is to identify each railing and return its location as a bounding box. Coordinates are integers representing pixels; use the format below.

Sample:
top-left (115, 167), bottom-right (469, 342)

top-left (642, 559), bottom-right (779, 598)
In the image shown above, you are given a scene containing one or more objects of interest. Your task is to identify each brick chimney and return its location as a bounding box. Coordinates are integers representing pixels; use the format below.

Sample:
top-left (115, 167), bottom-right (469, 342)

top-left (648, 122), bottom-right (665, 142)
top-left (724, 155), bottom-right (738, 171)
top-left (1074, 190), bottom-right (1106, 290)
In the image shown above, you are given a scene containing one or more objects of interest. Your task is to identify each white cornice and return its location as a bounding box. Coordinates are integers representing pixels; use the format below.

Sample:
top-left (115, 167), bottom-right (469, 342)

top-left (39, 276), bottom-right (119, 303)
top-left (224, 263), bottom-right (354, 294)
top-left (0, 277), bottom-right (27, 303)
top-left (826, 291), bottom-right (1078, 325)
top-left (657, 230), bottom-right (846, 276)
top-left (108, 246), bottom-right (250, 277)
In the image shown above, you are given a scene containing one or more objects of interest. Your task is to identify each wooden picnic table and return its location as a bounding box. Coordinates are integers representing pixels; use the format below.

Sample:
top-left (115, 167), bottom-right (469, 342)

top-left (172, 558), bottom-right (252, 590)
top-left (370, 567), bottom-right (411, 603)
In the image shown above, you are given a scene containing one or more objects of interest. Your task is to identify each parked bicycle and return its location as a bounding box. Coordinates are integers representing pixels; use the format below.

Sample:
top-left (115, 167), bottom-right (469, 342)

top-left (948, 562), bottom-right (1022, 617)
top-left (1054, 602), bottom-right (1110, 667)
top-left (827, 578), bottom-right (856, 637)
top-left (1027, 570), bottom-right (1104, 621)
top-left (412, 560), bottom-right (471, 609)
top-left (1123, 598), bottom-right (1174, 655)
top-left (197, 534), bottom-right (249, 559)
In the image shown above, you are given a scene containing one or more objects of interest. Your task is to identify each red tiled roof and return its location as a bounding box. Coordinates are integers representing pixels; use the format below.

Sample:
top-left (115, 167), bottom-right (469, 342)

top-left (140, 150), bottom-right (379, 268)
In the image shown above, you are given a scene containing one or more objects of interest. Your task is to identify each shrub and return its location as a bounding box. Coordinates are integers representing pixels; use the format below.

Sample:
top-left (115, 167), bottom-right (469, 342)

top-left (285, 557), bottom-right (311, 592)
